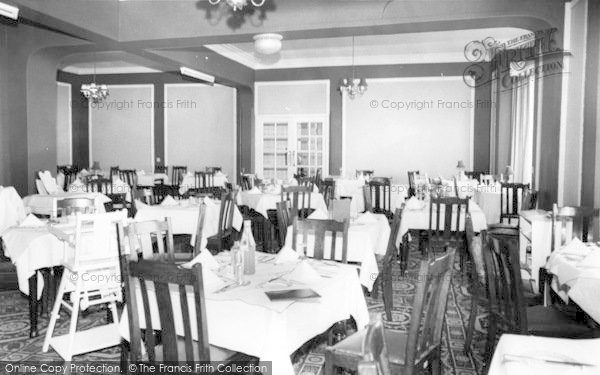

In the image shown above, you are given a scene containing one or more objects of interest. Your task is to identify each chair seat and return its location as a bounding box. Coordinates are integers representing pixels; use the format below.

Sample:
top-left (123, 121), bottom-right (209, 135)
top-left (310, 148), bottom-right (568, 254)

top-left (328, 328), bottom-right (408, 366)
top-left (154, 339), bottom-right (235, 361)
top-left (487, 225), bottom-right (519, 237)
top-left (527, 305), bottom-right (597, 338)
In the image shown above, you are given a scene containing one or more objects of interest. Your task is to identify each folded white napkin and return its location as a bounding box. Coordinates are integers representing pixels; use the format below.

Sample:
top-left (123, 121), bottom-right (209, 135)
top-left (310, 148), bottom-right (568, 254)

top-left (38, 171), bottom-right (59, 194)
top-left (35, 179), bottom-right (48, 195)
top-left (578, 250), bottom-right (600, 269)
top-left (308, 209), bottom-right (328, 220)
top-left (275, 246), bottom-right (300, 264)
top-left (203, 196), bottom-right (216, 206)
top-left (404, 197), bottom-right (426, 210)
top-left (248, 186), bottom-right (261, 194)
top-left (215, 171), bottom-right (225, 177)
top-left (357, 176), bottom-right (366, 185)
top-left (356, 211), bottom-right (377, 224)
top-left (20, 214), bottom-right (45, 227)
top-left (160, 195), bottom-right (178, 206)
top-left (185, 171), bottom-right (193, 177)
top-left (79, 169), bottom-right (89, 176)
top-left (56, 172), bottom-right (65, 192)
top-left (68, 178), bottom-right (86, 193)
top-left (558, 238), bottom-right (590, 256)
top-left (286, 260), bottom-right (322, 284)
top-left (134, 199), bottom-right (148, 210)
top-left (202, 267), bottom-right (227, 293)
top-left (288, 178), bottom-right (298, 186)
top-left (136, 170), bottom-right (146, 176)
top-left (181, 250), bottom-right (219, 271)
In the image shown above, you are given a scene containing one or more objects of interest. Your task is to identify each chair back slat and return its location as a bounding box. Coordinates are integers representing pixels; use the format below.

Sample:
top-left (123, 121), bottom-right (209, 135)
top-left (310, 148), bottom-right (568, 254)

top-left (193, 203), bottom-right (207, 256)
top-left (155, 165), bottom-right (168, 174)
top-left (155, 281), bottom-right (178, 360)
top-left (321, 179), bottom-right (335, 208)
top-left (171, 166), bottom-right (188, 186)
top-left (126, 218), bottom-right (175, 262)
top-left (368, 177), bottom-right (391, 217)
top-left (362, 185), bottom-right (373, 213)
top-left (499, 183), bottom-right (529, 224)
top-left (428, 197), bottom-right (469, 252)
top-left (119, 169), bottom-right (138, 188)
top-left (407, 171), bottom-right (419, 198)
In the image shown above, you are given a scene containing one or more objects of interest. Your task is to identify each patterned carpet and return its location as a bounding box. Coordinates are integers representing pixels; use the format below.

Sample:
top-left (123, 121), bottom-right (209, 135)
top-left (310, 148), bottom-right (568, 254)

top-left (0, 245), bottom-right (488, 374)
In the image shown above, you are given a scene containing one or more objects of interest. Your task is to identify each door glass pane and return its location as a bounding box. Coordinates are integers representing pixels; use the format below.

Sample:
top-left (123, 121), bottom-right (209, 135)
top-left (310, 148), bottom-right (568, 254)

top-left (264, 123), bottom-right (275, 137)
top-left (276, 123), bottom-right (288, 138)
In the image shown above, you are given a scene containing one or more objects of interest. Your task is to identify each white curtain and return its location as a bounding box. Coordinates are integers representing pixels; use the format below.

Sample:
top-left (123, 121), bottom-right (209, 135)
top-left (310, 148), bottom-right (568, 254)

top-left (510, 64), bottom-right (535, 185)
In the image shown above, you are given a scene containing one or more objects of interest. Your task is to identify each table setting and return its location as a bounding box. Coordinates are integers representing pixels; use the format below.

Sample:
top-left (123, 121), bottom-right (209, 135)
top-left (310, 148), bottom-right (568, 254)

top-left (237, 182), bottom-right (327, 218)
top-left (178, 171), bottom-right (229, 194)
top-left (283, 209), bottom-right (390, 290)
top-left (133, 196), bottom-right (243, 248)
top-left (488, 334), bottom-right (600, 375)
top-left (545, 238), bottom-right (600, 323)
top-left (119, 248), bottom-right (369, 375)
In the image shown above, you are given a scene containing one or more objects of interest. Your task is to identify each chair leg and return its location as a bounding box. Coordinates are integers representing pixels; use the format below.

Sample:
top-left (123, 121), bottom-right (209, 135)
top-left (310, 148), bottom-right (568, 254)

top-left (42, 271), bottom-right (68, 352)
top-left (485, 314), bottom-right (497, 364)
top-left (382, 259), bottom-right (393, 321)
top-left (64, 280), bottom-right (82, 361)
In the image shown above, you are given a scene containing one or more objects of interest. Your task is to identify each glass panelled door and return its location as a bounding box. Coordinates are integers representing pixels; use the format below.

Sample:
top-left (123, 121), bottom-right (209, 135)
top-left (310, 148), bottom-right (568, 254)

top-left (258, 115), bottom-right (328, 181)
top-left (262, 121), bottom-right (292, 180)
top-left (296, 121), bottom-right (324, 177)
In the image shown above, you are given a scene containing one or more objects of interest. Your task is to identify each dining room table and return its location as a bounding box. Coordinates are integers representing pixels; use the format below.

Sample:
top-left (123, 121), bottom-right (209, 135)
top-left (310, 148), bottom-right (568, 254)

top-left (118, 251), bottom-right (370, 375)
top-left (178, 172), bottom-right (230, 195)
top-left (237, 189), bottom-right (328, 218)
top-left (283, 211), bottom-right (391, 290)
top-left (22, 191), bottom-right (111, 216)
top-left (133, 198), bottom-right (243, 249)
top-left (545, 239), bottom-right (600, 323)
top-left (136, 171), bottom-right (170, 186)
top-left (487, 333), bottom-right (600, 375)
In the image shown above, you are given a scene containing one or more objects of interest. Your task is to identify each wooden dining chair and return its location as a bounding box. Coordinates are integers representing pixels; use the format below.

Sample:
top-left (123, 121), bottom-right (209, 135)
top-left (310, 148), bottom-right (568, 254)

top-left (372, 207), bottom-right (402, 321)
top-left (488, 188), bottom-right (537, 235)
top-left (362, 185), bottom-right (373, 213)
top-left (119, 259), bottom-right (241, 364)
top-left (498, 182), bottom-right (530, 225)
top-left (57, 165), bottom-right (79, 191)
top-left (368, 177), bottom-right (392, 219)
top-left (281, 185), bottom-right (313, 219)
top-left (194, 171), bottom-right (205, 189)
top-left (482, 232), bottom-right (596, 365)
top-left (425, 197), bottom-right (469, 273)
top-left (171, 166), bottom-right (187, 186)
top-left (291, 217), bottom-right (349, 263)
top-left (297, 176), bottom-right (315, 191)
top-left (56, 197), bottom-right (96, 217)
top-left (109, 166), bottom-right (120, 179)
top-left (119, 169), bottom-right (138, 188)
top-left (275, 201), bottom-right (292, 249)
top-left (125, 218), bottom-right (176, 262)
top-left (193, 203), bottom-right (207, 257)
top-left (151, 184), bottom-right (180, 204)
top-left (357, 318), bottom-right (391, 375)
top-left (320, 178), bottom-right (335, 209)
top-left (407, 171), bottom-right (419, 198)
top-left (240, 174), bottom-right (253, 190)
top-left (463, 214), bottom-right (486, 353)
top-left (86, 177), bottom-right (112, 195)
top-left (325, 249), bottom-right (457, 375)
top-left (206, 190), bottom-right (238, 254)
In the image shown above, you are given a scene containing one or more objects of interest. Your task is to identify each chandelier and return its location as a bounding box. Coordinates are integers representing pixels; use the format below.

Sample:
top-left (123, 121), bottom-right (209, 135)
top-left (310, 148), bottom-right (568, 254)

top-left (81, 53), bottom-right (109, 103)
top-left (208, 0), bottom-right (265, 11)
top-left (339, 36), bottom-right (367, 99)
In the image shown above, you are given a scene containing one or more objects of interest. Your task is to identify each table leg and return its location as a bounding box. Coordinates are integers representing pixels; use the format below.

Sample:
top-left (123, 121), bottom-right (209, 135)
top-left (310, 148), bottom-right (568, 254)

top-left (28, 273), bottom-right (39, 338)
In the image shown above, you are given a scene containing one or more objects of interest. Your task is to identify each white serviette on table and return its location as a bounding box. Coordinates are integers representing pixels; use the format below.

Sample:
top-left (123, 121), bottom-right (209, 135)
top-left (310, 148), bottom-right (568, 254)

top-left (558, 238), bottom-right (590, 256)
top-left (247, 186), bottom-right (261, 194)
top-left (56, 172), bottom-right (65, 192)
top-left (356, 211), bottom-right (377, 224)
top-left (203, 196), bottom-right (217, 207)
top-left (578, 249), bottom-right (600, 269)
top-left (275, 246), bottom-right (300, 264)
top-left (288, 178), bottom-right (298, 186)
top-left (134, 199), bottom-right (148, 210)
top-left (160, 195), bottom-right (178, 206)
top-left (112, 177), bottom-right (129, 194)
top-left (35, 179), bottom-right (48, 195)
top-left (308, 209), bottom-right (328, 220)
top-left (404, 196), bottom-right (426, 210)
top-left (68, 178), bottom-right (86, 193)
top-left (286, 260), bottom-right (322, 284)
top-left (19, 214), bottom-right (45, 227)
top-left (181, 250), bottom-right (219, 271)
top-left (79, 168), bottom-right (89, 177)
top-left (38, 171), bottom-right (59, 194)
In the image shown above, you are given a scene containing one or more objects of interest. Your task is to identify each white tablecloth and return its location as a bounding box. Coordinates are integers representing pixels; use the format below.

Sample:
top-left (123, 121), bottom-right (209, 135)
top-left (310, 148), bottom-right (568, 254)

top-left (178, 173), bottom-right (229, 195)
top-left (134, 200), bottom-right (243, 249)
top-left (238, 192), bottom-right (328, 218)
top-left (488, 334), bottom-right (600, 375)
top-left (473, 186), bottom-right (501, 224)
top-left (119, 253), bottom-right (369, 375)
top-left (0, 186), bottom-right (27, 234)
top-left (22, 192), bottom-right (110, 216)
top-left (136, 172), bottom-right (170, 186)
top-left (284, 212), bottom-right (390, 290)
top-left (1, 224), bottom-right (67, 296)
top-left (396, 201), bottom-right (488, 246)
top-left (546, 243), bottom-right (600, 323)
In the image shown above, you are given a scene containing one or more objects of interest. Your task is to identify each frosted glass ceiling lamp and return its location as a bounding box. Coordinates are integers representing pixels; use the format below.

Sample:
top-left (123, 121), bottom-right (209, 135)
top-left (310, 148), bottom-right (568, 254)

top-left (208, 0), bottom-right (265, 11)
top-left (253, 33), bottom-right (282, 55)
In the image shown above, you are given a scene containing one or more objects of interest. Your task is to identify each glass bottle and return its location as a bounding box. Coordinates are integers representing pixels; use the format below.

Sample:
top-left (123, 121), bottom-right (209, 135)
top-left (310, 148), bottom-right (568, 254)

top-left (241, 220), bottom-right (256, 275)
top-left (231, 241), bottom-right (244, 285)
